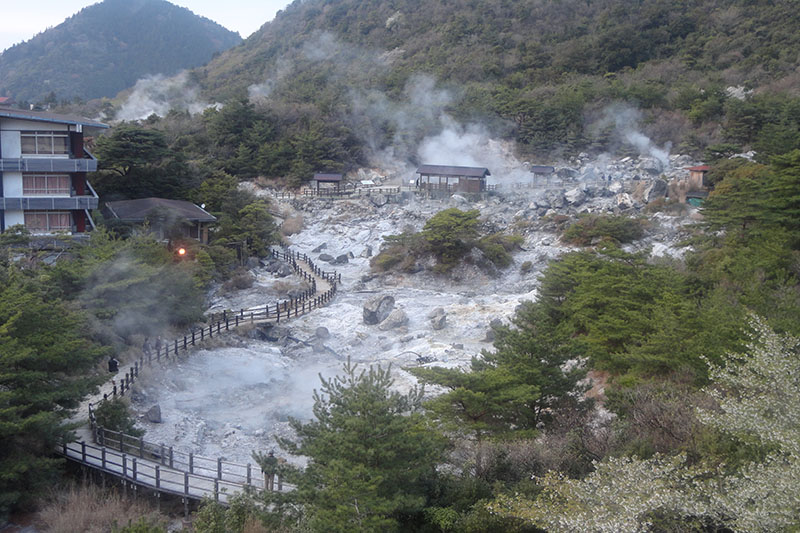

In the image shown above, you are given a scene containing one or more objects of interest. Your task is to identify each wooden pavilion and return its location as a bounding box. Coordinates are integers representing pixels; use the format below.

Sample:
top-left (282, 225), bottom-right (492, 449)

top-left (415, 165), bottom-right (491, 193)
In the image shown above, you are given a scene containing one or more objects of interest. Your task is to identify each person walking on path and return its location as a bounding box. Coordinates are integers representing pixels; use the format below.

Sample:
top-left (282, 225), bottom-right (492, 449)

top-left (262, 450), bottom-right (278, 491)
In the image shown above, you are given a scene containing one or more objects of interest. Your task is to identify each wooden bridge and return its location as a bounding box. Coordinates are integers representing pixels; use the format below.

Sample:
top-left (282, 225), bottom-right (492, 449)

top-left (57, 247), bottom-right (339, 507)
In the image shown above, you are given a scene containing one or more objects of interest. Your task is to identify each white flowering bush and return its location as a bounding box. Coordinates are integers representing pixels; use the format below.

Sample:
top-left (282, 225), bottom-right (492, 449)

top-left (489, 317), bottom-right (800, 532)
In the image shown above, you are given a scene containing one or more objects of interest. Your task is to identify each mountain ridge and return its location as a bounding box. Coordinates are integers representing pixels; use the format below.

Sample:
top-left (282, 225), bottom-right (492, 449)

top-left (0, 0), bottom-right (242, 102)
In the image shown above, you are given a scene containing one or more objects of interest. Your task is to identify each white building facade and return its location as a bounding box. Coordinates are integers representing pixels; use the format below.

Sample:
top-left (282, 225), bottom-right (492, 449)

top-left (0, 109), bottom-right (108, 234)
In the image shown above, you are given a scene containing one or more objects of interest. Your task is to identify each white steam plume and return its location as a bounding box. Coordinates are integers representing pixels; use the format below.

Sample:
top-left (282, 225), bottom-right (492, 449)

top-left (599, 104), bottom-right (671, 170)
top-left (115, 72), bottom-right (220, 121)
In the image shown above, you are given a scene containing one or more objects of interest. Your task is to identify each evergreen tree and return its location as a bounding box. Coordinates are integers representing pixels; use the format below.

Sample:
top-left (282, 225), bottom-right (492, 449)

top-left (0, 268), bottom-right (106, 517)
top-left (278, 359), bottom-right (445, 533)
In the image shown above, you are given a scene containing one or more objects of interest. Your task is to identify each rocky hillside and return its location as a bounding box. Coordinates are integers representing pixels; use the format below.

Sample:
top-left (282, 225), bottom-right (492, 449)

top-left (0, 0), bottom-right (241, 102)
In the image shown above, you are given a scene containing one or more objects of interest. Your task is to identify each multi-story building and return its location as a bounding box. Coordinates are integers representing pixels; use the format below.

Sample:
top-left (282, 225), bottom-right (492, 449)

top-left (0, 108), bottom-right (108, 234)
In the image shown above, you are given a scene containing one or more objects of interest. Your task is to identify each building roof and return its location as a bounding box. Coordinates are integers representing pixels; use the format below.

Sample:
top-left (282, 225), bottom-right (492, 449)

top-left (530, 165), bottom-right (555, 174)
top-left (687, 165), bottom-right (710, 172)
top-left (0, 108), bottom-right (108, 129)
top-left (416, 165), bottom-right (491, 178)
top-left (313, 173), bottom-right (343, 181)
top-left (0, 97), bottom-right (14, 105)
top-left (104, 198), bottom-right (216, 223)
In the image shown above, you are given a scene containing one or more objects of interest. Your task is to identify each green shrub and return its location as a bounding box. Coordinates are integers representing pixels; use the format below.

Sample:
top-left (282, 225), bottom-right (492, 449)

top-left (94, 398), bottom-right (144, 437)
top-left (561, 214), bottom-right (646, 246)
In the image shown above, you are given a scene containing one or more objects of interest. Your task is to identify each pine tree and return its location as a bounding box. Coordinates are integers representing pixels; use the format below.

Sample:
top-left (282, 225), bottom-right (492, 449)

top-left (278, 359), bottom-right (445, 533)
top-left (0, 268), bottom-right (106, 517)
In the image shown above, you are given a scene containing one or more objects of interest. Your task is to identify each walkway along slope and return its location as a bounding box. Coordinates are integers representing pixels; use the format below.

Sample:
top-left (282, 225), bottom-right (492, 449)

top-left (57, 247), bottom-right (341, 505)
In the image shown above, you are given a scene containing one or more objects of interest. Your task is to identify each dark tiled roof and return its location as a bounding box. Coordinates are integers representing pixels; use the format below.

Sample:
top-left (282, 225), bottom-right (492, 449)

top-left (313, 173), bottom-right (343, 181)
top-left (416, 165), bottom-right (491, 178)
top-left (530, 165), bottom-right (555, 174)
top-left (687, 165), bottom-right (710, 172)
top-left (104, 198), bottom-right (216, 222)
top-left (0, 108), bottom-right (108, 129)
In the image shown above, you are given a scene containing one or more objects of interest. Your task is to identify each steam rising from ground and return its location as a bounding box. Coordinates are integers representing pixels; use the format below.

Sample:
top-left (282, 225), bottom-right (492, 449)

top-left (596, 104), bottom-right (672, 171)
top-left (115, 72), bottom-right (220, 121)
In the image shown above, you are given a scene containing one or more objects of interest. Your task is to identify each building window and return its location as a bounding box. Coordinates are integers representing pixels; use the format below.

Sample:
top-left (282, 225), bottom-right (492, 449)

top-left (20, 131), bottom-right (70, 155)
top-left (22, 174), bottom-right (71, 195)
top-left (24, 211), bottom-right (72, 232)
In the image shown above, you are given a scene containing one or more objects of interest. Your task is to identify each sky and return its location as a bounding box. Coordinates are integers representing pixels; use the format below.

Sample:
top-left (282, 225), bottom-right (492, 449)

top-left (0, 0), bottom-right (292, 52)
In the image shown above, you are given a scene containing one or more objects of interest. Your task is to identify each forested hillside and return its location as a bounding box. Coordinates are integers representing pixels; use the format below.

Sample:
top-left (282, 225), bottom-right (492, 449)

top-left (183, 0), bottom-right (800, 168)
top-left (0, 0), bottom-right (241, 102)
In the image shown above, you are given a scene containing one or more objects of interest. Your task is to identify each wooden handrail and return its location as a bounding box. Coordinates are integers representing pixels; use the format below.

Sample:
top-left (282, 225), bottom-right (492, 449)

top-left (78, 246), bottom-right (336, 502)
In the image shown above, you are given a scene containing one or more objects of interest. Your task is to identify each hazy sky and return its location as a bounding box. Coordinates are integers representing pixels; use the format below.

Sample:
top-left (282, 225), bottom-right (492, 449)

top-left (0, 0), bottom-right (292, 52)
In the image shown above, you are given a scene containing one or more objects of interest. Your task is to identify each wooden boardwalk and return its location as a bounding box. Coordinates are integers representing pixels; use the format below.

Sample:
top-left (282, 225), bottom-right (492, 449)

top-left (57, 247), bottom-right (338, 505)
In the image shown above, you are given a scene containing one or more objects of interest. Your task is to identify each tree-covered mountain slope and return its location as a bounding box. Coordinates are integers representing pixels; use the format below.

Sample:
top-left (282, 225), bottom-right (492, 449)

top-left (188, 0), bottom-right (800, 162)
top-left (0, 0), bottom-right (242, 102)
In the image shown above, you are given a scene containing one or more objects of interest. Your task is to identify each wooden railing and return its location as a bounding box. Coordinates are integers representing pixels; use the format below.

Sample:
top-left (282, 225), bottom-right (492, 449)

top-left (59, 246), bottom-right (336, 503)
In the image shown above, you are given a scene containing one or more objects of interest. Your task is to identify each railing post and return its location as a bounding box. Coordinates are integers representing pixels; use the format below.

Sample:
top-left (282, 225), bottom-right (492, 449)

top-left (278, 474), bottom-right (283, 491)
top-left (174, 339), bottom-right (178, 356)
top-left (155, 465), bottom-right (160, 488)
top-left (160, 443), bottom-right (165, 465)
top-left (102, 447), bottom-right (106, 469)
top-left (214, 479), bottom-right (219, 502)
top-left (225, 318), bottom-right (229, 331)
top-left (119, 431), bottom-right (124, 453)
top-left (201, 327), bottom-right (204, 341)
top-left (192, 330), bottom-right (196, 345)
top-left (217, 458), bottom-right (222, 480)
top-left (132, 458), bottom-right (137, 481)
top-left (184, 472), bottom-right (189, 496)
top-left (139, 436), bottom-right (144, 457)
top-left (122, 454), bottom-right (127, 478)
top-left (189, 453), bottom-right (194, 474)
top-left (169, 446), bottom-right (174, 469)
top-left (81, 441), bottom-right (86, 462)
top-left (246, 463), bottom-right (252, 485)
top-left (235, 315), bottom-right (239, 327)
top-left (184, 336), bottom-right (187, 350)
top-left (98, 426), bottom-right (105, 446)
top-left (209, 324), bottom-right (213, 339)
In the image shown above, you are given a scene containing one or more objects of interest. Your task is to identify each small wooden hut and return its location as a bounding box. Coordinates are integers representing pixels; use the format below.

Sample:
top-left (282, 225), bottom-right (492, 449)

top-left (312, 173), bottom-right (343, 193)
top-left (415, 165), bottom-right (491, 193)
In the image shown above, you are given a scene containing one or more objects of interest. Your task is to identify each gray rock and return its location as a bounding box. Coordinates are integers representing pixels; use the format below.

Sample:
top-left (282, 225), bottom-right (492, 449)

top-left (258, 324), bottom-right (292, 342)
top-left (484, 318), bottom-right (503, 342)
top-left (332, 254), bottom-right (350, 265)
top-left (315, 327), bottom-right (331, 340)
top-left (615, 193), bottom-right (635, 210)
top-left (361, 245), bottom-right (373, 258)
top-left (644, 179), bottom-right (668, 202)
top-left (312, 243), bottom-right (328, 253)
top-left (564, 187), bottom-right (586, 206)
top-left (370, 193), bottom-right (388, 207)
top-left (363, 294), bottom-right (395, 325)
top-left (546, 191), bottom-right (565, 209)
top-left (451, 194), bottom-right (468, 204)
top-left (318, 253), bottom-right (335, 263)
top-left (379, 309), bottom-right (408, 331)
top-left (146, 405), bottom-right (162, 423)
top-left (429, 307), bottom-right (447, 330)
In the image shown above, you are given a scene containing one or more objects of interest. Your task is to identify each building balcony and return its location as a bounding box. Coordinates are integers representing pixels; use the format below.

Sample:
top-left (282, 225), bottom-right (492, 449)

top-left (0, 181), bottom-right (99, 210)
top-left (0, 148), bottom-right (98, 173)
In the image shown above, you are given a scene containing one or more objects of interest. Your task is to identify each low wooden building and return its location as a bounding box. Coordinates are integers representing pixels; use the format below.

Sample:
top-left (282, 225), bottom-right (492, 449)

top-left (415, 165), bottom-right (491, 193)
top-left (102, 198), bottom-right (216, 243)
top-left (687, 165), bottom-right (710, 190)
top-left (312, 173), bottom-right (343, 193)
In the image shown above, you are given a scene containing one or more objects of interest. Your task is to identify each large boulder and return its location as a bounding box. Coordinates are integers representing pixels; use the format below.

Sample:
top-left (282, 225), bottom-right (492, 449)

top-left (146, 405), bottom-right (162, 423)
top-left (318, 253), bottom-right (335, 263)
top-left (644, 179), bottom-right (668, 202)
top-left (564, 187), bottom-right (586, 206)
top-left (331, 254), bottom-right (350, 265)
top-left (429, 307), bottom-right (447, 330)
top-left (363, 294), bottom-right (395, 325)
top-left (379, 309), bottom-right (409, 331)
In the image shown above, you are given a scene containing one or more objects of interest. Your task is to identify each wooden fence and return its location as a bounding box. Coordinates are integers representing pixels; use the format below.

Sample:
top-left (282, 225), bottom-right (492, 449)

top-left (59, 246), bottom-right (336, 504)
